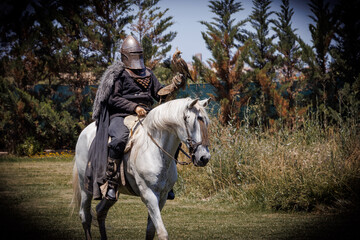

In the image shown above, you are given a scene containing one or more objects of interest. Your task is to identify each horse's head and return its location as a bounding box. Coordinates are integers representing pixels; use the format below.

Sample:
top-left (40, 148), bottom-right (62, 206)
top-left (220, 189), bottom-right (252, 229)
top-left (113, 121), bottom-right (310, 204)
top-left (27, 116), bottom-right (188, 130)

top-left (181, 98), bottom-right (211, 167)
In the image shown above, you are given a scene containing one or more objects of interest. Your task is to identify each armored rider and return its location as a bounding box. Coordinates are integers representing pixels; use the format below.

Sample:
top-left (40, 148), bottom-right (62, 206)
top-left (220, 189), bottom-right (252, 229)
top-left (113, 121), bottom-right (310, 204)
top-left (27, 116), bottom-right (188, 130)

top-left (85, 35), bottom-right (183, 207)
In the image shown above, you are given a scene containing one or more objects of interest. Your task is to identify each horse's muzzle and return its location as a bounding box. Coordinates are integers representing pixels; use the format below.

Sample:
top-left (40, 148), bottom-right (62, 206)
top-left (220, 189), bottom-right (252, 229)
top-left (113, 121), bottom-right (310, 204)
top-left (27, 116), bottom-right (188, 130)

top-left (198, 156), bottom-right (210, 166)
top-left (193, 146), bottom-right (211, 167)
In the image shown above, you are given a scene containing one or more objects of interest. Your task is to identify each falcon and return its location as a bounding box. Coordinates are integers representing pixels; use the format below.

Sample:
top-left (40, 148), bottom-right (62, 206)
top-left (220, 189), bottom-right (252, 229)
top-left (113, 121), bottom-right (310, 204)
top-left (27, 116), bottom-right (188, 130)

top-left (171, 48), bottom-right (194, 82)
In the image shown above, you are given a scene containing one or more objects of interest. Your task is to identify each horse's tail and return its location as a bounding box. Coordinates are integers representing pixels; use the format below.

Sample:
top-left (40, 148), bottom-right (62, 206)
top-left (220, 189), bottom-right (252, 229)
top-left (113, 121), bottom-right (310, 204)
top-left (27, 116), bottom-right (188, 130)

top-left (71, 158), bottom-right (81, 215)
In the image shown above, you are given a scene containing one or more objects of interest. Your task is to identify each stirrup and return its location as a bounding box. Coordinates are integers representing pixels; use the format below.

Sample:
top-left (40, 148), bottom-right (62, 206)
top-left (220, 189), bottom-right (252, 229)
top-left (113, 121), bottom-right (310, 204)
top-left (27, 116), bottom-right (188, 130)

top-left (106, 188), bottom-right (117, 201)
top-left (105, 187), bottom-right (117, 201)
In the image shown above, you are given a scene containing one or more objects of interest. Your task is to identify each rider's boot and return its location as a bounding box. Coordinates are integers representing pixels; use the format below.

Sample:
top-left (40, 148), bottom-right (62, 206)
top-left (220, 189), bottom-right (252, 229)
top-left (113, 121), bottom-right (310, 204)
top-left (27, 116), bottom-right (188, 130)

top-left (104, 156), bottom-right (121, 201)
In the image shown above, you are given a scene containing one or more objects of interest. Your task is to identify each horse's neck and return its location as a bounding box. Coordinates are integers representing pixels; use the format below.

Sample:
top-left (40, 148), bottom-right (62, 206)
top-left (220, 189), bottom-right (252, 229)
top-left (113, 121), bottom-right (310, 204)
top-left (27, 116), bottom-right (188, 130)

top-left (146, 127), bottom-right (180, 158)
top-left (141, 110), bottom-right (181, 165)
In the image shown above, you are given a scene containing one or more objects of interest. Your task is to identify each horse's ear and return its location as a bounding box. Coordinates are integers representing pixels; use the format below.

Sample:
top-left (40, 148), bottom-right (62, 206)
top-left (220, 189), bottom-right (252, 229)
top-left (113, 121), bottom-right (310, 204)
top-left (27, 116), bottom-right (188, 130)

top-left (199, 98), bottom-right (211, 107)
top-left (188, 98), bottom-right (199, 109)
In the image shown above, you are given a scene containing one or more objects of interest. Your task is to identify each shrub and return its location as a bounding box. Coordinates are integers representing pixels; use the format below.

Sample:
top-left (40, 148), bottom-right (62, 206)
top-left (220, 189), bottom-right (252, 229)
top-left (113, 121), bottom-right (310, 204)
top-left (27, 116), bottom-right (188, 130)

top-left (176, 107), bottom-right (360, 212)
top-left (16, 137), bottom-right (42, 156)
top-left (0, 78), bottom-right (80, 154)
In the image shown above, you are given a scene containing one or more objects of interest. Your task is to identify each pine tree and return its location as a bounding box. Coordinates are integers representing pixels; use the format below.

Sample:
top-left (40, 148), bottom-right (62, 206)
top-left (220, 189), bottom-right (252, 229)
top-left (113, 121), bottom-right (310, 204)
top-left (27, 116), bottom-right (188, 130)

top-left (272, 0), bottom-right (305, 127)
top-left (245, 0), bottom-right (277, 127)
top-left (89, 0), bottom-right (134, 66)
top-left (130, 0), bottom-right (177, 68)
top-left (199, 0), bottom-right (249, 124)
top-left (0, 0), bottom-right (62, 89)
top-left (300, 0), bottom-right (337, 112)
top-left (273, 0), bottom-right (301, 82)
top-left (246, 0), bottom-right (276, 69)
top-left (331, 0), bottom-right (360, 90)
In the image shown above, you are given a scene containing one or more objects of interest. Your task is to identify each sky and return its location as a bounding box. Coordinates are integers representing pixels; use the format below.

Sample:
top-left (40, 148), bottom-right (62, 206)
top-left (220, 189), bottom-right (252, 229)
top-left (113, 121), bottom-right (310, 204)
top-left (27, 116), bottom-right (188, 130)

top-left (151, 0), bottom-right (315, 63)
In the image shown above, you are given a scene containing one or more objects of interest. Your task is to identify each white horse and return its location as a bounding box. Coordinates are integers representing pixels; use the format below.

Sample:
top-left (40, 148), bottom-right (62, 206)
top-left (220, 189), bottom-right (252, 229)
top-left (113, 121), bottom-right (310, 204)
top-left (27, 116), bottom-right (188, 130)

top-left (72, 98), bottom-right (211, 240)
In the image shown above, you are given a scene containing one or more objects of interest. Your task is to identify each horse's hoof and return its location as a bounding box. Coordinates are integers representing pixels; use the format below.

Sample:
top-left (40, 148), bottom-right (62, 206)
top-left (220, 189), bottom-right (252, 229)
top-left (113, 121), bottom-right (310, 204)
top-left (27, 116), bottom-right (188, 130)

top-left (167, 190), bottom-right (175, 200)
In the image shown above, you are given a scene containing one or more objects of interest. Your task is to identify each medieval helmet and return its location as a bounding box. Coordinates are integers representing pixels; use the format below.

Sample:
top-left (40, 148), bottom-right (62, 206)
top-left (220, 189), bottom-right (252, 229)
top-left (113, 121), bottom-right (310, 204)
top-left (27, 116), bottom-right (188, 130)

top-left (120, 35), bottom-right (145, 70)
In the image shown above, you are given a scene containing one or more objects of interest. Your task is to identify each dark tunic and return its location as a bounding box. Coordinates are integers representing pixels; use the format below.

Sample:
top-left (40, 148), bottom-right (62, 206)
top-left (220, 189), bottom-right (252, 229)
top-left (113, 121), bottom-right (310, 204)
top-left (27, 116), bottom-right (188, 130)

top-left (108, 69), bottom-right (163, 118)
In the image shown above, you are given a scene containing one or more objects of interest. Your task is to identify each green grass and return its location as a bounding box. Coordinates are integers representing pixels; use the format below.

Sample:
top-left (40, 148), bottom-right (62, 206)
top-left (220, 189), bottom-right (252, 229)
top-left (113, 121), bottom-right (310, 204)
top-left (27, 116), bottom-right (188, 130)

top-left (0, 156), bottom-right (359, 239)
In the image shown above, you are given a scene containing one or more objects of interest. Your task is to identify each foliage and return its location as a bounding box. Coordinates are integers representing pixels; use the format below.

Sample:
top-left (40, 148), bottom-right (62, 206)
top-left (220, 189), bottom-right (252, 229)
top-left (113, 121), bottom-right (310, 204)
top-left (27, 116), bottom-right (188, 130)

top-left (0, 0), bottom-right (134, 120)
top-left (330, 0), bottom-right (360, 107)
top-left (152, 58), bottom-right (173, 84)
top-left (308, 0), bottom-right (336, 74)
top-left (271, 0), bottom-right (306, 128)
top-left (130, 0), bottom-right (177, 68)
top-left (245, 0), bottom-right (281, 128)
top-left (245, 0), bottom-right (276, 69)
top-left (89, 0), bottom-right (134, 65)
top-left (0, 78), bottom-right (79, 155)
top-left (306, 0), bottom-right (337, 108)
top-left (199, 0), bottom-right (249, 124)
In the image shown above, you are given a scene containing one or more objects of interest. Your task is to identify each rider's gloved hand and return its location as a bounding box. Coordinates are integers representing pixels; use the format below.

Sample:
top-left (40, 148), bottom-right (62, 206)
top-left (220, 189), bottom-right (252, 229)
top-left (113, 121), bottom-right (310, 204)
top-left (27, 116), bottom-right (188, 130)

top-left (135, 106), bottom-right (147, 117)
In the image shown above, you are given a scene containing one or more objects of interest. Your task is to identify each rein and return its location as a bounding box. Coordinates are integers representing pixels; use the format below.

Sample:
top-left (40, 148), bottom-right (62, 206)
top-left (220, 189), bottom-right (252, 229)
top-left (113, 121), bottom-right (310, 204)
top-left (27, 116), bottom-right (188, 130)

top-left (138, 119), bottom-right (192, 165)
top-left (138, 113), bottom-right (209, 166)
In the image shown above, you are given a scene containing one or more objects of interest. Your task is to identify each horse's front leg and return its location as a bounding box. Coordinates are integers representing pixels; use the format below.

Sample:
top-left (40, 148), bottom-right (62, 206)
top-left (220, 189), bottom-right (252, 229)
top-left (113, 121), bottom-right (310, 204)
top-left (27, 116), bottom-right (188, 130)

top-left (145, 194), bottom-right (168, 240)
top-left (142, 190), bottom-right (168, 240)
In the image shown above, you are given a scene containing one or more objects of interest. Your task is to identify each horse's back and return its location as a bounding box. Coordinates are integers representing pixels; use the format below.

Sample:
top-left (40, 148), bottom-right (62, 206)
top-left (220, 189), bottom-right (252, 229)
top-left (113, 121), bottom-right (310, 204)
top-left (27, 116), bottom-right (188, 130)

top-left (75, 122), bottom-right (96, 178)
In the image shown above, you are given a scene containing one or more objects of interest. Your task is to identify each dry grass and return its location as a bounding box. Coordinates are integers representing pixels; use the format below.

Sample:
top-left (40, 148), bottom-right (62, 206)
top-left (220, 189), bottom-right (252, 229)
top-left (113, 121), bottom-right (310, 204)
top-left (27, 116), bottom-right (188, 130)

top-left (175, 117), bottom-right (360, 212)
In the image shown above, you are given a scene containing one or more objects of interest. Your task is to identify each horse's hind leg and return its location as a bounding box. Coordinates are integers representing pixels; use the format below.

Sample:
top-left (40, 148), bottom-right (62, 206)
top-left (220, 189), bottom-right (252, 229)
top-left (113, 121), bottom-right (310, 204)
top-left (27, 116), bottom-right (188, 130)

top-left (96, 198), bottom-right (116, 240)
top-left (80, 190), bottom-right (93, 240)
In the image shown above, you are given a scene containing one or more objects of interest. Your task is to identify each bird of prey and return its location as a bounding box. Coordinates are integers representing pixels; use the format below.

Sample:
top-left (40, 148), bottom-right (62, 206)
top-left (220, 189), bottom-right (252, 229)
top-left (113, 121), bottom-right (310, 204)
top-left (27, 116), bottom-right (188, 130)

top-left (171, 48), bottom-right (194, 82)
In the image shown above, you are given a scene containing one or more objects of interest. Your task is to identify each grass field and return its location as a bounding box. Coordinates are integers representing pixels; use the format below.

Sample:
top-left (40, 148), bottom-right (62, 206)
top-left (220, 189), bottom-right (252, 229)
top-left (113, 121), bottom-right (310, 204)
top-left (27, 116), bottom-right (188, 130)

top-left (0, 156), bottom-right (359, 240)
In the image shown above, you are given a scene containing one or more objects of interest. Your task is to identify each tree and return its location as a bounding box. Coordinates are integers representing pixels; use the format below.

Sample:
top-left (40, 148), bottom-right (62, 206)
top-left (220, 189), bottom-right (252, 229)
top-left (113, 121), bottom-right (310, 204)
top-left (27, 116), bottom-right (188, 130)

top-left (273, 0), bottom-right (301, 83)
top-left (0, 0), bottom-right (63, 88)
top-left (130, 0), bottom-right (177, 68)
top-left (308, 0), bottom-right (337, 108)
top-left (0, 0), bottom-right (134, 119)
top-left (272, 0), bottom-right (305, 127)
top-left (89, 0), bottom-right (134, 66)
top-left (0, 0), bottom-right (134, 85)
top-left (309, 0), bottom-right (336, 75)
top-left (246, 0), bottom-right (276, 69)
top-left (245, 0), bottom-right (277, 127)
top-left (331, 0), bottom-right (360, 90)
top-left (199, 0), bottom-right (249, 124)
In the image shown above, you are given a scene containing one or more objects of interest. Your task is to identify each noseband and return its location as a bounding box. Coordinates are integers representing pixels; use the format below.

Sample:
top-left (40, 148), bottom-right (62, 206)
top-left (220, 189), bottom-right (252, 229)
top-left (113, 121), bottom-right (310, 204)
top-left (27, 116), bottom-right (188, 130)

top-left (183, 114), bottom-right (210, 162)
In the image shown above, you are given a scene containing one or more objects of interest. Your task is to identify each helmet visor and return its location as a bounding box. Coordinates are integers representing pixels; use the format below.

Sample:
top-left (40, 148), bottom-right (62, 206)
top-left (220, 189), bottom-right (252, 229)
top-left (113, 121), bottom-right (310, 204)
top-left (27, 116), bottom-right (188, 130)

top-left (128, 52), bottom-right (145, 69)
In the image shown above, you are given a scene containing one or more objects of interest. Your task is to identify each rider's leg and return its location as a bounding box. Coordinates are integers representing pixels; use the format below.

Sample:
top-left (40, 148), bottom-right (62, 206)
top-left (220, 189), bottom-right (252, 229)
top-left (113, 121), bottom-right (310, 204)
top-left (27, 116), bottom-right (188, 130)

top-left (105, 116), bottom-right (129, 201)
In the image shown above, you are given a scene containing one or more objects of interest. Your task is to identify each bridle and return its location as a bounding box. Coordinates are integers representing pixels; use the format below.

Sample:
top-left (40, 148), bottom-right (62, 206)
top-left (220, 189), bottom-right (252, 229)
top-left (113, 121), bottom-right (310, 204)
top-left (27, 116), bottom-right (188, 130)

top-left (138, 112), bottom-right (209, 165)
top-left (183, 113), bottom-right (210, 162)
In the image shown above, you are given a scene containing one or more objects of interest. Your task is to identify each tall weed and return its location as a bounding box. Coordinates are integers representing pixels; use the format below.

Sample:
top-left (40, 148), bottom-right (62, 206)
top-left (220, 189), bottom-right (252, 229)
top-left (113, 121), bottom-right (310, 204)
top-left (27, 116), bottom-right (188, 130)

top-left (176, 105), bottom-right (360, 212)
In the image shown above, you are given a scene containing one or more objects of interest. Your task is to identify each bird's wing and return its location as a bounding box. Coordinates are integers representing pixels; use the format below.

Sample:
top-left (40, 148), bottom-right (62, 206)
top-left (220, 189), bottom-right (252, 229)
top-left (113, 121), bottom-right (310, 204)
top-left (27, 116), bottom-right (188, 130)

top-left (179, 58), bottom-right (193, 81)
top-left (171, 58), bottom-right (178, 73)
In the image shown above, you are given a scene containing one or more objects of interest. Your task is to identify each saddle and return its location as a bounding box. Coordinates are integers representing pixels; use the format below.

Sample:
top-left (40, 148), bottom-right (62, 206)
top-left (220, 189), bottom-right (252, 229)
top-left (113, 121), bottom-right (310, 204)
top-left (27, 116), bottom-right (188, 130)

top-left (123, 114), bottom-right (142, 153)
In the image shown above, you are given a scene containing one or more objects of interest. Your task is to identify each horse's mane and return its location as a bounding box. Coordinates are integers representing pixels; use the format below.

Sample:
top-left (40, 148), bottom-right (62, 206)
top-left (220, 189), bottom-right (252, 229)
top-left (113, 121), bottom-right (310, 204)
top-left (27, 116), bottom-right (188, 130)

top-left (143, 98), bottom-right (189, 132)
top-left (143, 98), bottom-right (209, 133)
